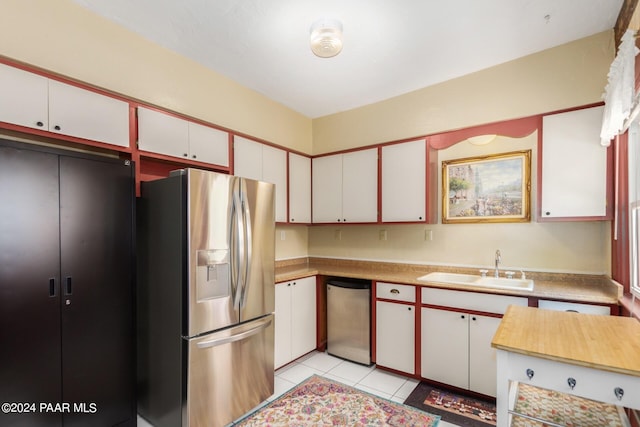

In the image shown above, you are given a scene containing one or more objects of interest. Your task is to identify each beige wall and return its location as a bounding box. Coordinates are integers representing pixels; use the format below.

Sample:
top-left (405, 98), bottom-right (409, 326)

top-left (312, 31), bottom-right (614, 154)
top-left (0, 0), bottom-right (312, 154)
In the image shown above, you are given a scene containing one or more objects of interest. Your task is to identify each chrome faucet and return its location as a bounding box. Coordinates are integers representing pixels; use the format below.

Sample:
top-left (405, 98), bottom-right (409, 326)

top-left (494, 250), bottom-right (501, 278)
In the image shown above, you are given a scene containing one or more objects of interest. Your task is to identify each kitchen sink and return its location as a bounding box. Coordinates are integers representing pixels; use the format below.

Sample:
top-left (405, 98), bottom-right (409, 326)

top-left (416, 272), bottom-right (479, 285)
top-left (417, 272), bottom-right (534, 291)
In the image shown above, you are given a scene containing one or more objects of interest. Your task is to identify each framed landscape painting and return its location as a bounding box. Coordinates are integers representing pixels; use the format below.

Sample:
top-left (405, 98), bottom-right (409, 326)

top-left (442, 150), bottom-right (531, 223)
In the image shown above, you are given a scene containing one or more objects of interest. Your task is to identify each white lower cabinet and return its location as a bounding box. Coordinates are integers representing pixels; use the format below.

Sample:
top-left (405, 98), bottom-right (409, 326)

top-left (376, 300), bottom-right (415, 374)
top-left (420, 288), bottom-right (527, 397)
top-left (421, 308), bottom-right (501, 396)
top-left (274, 276), bottom-right (316, 369)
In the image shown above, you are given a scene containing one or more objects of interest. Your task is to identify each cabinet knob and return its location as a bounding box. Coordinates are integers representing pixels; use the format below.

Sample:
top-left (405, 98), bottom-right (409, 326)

top-left (36, 121), bottom-right (44, 127)
top-left (183, 153), bottom-right (188, 157)
top-left (419, 216), bottom-right (423, 220)
top-left (545, 211), bottom-right (551, 216)
top-left (192, 155), bottom-right (197, 159)
top-left (472, 316), bottom-right (477, 321)
top-left (460, 314), bottom-right (465, 319)
top-left (567, 377), bottom-right (576, 390)
top-left (614, 387), bottom-right (624, 400)
top-left (54, 125), bottom-right (61, 131)
top-left (390, 289), bottom-right (400, 294)
top-left (526, 368), bottom-right (534, 380)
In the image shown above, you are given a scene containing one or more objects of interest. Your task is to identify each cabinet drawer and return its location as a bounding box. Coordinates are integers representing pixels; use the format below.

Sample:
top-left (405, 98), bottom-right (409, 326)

top-left (422, 287), bottom-right (527, 314)
top-left (502, 351), bottom-right (640, 409)
top-left (538, 300), bottom-right (610, 315)
top-left (376, 282), bottom-right (415, 303)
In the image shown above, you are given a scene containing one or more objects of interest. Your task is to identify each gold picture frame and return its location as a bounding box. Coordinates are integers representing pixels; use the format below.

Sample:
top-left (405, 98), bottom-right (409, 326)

top-left (442, 150), bottom-right (531, 223)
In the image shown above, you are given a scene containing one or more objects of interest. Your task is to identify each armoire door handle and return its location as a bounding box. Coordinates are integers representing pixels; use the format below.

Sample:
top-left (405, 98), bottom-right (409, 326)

top-left (65, 277), bottom-right (72, 295)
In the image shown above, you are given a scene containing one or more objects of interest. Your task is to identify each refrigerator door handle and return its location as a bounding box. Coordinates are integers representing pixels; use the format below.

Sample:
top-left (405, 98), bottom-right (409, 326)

top-left (195, 317), bottom-right (272, 349)
top-left (239, 181), bottom-right (253, 308)
top-left (231, 180), bottom-right (244, 310)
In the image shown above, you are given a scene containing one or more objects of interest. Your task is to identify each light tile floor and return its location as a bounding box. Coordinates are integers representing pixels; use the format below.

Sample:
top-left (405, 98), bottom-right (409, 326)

top-left (137, 350), bottom-right (460, 426)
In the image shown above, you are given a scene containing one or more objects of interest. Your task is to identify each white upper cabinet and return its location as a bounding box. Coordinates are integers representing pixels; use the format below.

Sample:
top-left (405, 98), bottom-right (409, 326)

top-left (234, 136), bottom-right (287, 222)
top-left (187, 121), bottom-right (229, 166)
top-left (312, 148), bottom-right (378, 223)
top-left (137, 106), bottom-right (229, 167)
top-left (48, 80), bottom-right (130, 147)
top-left (0, 63), bottom-right (49, 130)
top-left (288, 153), bottom-right (311, 223)
top-left (138, 107), bottom-right (188, 158)
top-left (233, 136), bottom-right (263, 180)
top-left (381, 140), bottom-right (426, 222)
top-left (0, 63), bottom-right (129, 147)
top-left (541, 105), bottom-right (608, 219)
top-left (312, 154), bottom-right (343, 222)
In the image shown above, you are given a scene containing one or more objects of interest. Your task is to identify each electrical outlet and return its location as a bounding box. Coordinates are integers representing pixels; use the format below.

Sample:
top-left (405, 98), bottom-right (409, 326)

top-left (425, 229), bottom-right (433, 241)
top-left (334, 229), bottom-right (342, 240)
top-left (379, 229), bottom-right (387, 241)
top-left (280, 230), bottom-right (286, 241)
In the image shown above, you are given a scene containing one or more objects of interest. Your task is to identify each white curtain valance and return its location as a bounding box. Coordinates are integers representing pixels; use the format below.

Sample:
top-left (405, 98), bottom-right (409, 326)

top-left (601, 29), bottom-right (639, 147)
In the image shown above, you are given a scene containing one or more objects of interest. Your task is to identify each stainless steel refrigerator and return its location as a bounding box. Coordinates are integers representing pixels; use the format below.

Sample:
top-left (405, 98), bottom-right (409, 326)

top-left (136, 168), bottom-right (275, 427)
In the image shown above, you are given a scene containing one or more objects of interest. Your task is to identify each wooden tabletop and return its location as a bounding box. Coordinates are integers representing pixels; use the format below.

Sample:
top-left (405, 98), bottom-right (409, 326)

top-left (492, 305), bottom-right (640, 377)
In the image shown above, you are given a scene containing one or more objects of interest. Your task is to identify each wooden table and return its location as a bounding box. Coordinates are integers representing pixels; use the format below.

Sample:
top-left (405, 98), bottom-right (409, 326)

top-left (491, 305), bottom-right (640, 427)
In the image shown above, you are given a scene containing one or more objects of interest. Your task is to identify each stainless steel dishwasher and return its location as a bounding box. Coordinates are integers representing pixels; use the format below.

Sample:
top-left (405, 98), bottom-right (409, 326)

top-left (326, 279), bottom-right (371, 365)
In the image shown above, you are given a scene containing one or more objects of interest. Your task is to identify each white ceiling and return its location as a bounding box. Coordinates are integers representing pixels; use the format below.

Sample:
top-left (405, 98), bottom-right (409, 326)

top-left (72, 0), bottom-right (623, 118)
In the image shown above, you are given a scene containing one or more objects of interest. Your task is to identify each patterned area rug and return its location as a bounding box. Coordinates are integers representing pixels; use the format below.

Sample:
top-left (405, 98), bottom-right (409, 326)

top-left (235, 375), bottom-right (440, 426)
top-left (404, 382), bottom-right (496, 427)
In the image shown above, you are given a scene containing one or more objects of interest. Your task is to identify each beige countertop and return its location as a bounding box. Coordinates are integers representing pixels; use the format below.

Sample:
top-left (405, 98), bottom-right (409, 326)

top-left (492, 305), bottom-right (640, 376)
top-left (275, 257), bottom-right (622, 305)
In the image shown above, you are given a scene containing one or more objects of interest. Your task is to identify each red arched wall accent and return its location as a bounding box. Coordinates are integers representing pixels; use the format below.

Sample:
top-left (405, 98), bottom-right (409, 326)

top-left (428, 115), bottom-right (542, 150)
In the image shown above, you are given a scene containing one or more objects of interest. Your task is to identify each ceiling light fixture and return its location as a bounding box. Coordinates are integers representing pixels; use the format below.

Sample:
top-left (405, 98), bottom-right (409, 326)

top-left (310, 19), bottom-right (343, 58)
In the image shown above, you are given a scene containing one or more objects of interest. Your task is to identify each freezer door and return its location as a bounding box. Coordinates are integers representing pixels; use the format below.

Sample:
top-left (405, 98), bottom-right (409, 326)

top-left (185, 314), bottom-right (274, 427)
top-left (187, 169), bottom-right (238, 336)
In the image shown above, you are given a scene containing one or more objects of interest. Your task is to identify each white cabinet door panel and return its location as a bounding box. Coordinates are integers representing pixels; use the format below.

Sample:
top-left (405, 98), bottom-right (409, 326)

top-left (382, 140), bottom-right (426, 222)
top-left (421, 307), bottom-right (468, 389)
top-left (233, 136), bottom-right (262, 180)
top-left (274, 282), bottom-right (292, 369)
top-left (137, 107), bottom-right (189, 158)
top-left (469, 314), bottom-right (501, 397)
top-left (48, 80), bottom-right (130, 147)
top-left (262, 145), bottom-right (287, 223)
top-left (288, 153), bottom-right (311, 223)
top-left (376, 301), bottom-right (414, 374)
top-left (541, 106), bottom-right (607, 218)
top-left (0, 63), bottom-right (48, 131)
top-left (342, 148), bottom-right (378, 222)
top-left (291, 277), bottom-right (317, 360)
top-left (312, 155), bottom-right (343, 223)
top-left (188, 122), bottom-right (229, 166)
